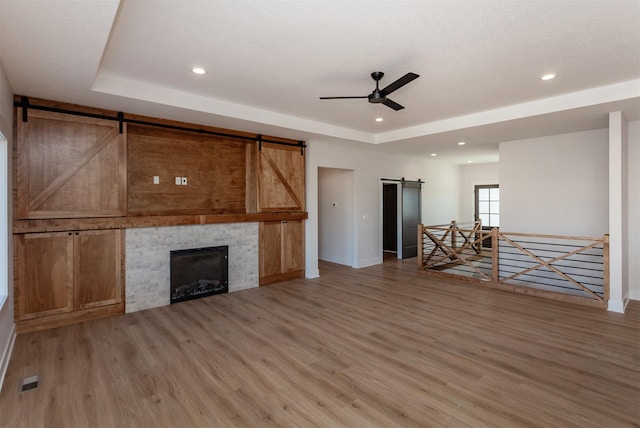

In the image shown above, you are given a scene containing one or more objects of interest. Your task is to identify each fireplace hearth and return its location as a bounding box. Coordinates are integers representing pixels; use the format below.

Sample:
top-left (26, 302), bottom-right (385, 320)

top-left (170, 246), bottom-right (228, 304)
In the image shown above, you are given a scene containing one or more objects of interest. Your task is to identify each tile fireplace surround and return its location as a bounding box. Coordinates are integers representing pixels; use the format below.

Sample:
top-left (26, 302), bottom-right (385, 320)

top-left (125, 223), bottom-right (259, 312)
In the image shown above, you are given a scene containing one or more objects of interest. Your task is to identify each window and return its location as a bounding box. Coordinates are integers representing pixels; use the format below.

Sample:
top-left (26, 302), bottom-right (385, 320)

top-left (475, 184), bottom-right (499, 228)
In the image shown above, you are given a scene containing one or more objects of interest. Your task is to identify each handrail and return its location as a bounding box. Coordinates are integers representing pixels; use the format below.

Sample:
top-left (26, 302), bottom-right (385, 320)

top-left (418, 221), bottom-right (609, 308)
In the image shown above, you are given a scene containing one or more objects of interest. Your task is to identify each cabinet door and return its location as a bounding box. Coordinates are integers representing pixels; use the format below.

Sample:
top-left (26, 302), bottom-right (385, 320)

top-left (259, 221), bottom-right (283, 280)
top-left (258, 143), bottom-right (305, 212)
top-left (283, 220), bottom-right (305, 273)
top-left (16, 108), bottom-right (126, 219)
top-left (74, 229), bottom-right (123, 310)
top-left (16, 232), bottom-right (74, 320)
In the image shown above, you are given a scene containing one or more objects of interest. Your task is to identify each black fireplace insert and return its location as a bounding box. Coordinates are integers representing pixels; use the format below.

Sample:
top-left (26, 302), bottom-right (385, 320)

top-left (170, 246), bottom-right (228, 304)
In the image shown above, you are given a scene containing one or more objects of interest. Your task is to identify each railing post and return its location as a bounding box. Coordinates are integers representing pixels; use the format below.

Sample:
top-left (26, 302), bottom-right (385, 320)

top-left (417, 224), bottom-right (424, 269)
top-left (451, 220), bottom-right (457, 249)
top-left (603, 234), bottom-right (610, 304)
top-left (491, 227), bottom-right (499, 283)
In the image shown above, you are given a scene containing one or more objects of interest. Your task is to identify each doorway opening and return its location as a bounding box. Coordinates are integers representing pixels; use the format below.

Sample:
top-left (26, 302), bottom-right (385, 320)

top-left (318, 167), bottom-right (355, 268)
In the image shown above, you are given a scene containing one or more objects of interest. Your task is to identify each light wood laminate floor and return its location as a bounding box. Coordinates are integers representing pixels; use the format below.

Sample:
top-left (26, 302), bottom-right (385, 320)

top-left (1, 259), bottom-right (639, 427)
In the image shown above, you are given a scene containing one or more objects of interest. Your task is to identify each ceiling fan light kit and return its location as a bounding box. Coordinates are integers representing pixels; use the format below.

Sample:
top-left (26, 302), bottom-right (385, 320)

top-left (320, 71), bottom-right (420, 111)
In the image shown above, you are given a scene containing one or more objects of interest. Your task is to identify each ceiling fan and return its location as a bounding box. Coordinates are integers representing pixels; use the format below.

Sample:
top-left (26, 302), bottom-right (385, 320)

top-left (319, 71), bottom-right (419, 111)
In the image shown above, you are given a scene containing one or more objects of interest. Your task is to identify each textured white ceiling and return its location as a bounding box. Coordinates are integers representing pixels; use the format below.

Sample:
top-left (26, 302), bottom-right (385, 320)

top-left (1, 0), bottom-right (639, 163)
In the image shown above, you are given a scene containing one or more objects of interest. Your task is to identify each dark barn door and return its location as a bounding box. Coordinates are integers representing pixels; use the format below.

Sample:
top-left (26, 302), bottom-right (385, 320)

top-left (401, 181), bottom-right (422, 259)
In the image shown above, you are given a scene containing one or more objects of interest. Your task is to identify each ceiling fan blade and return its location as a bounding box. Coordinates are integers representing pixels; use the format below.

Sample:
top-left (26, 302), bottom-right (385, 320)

top-left (319, 96), bottom-right (368, 99)
top-left (382, 98), bottom-right (404, 111)
top-left (379, 72), bottom-right (419, 96)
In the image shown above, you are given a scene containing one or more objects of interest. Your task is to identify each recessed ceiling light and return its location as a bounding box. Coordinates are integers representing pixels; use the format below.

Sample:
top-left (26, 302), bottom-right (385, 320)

top-left (457, 141), bottom-right (466, 146)
top-left (467, 160), bottom-right (473, 163)
top-left (541, 73), bottom-right (556, 81)
top-left (192, 67), bottom-right (206, 75)
top-left (430, 153), bottom-right (438, 157)
top-left (375, 117), bottom-right (384, 122)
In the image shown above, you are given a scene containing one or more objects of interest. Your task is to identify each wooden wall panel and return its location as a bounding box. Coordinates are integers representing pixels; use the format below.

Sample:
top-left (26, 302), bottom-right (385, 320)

top-left (259, 221), bottom-right (283, 280)
top-left (16, 109), bottom-right (125, 219)
top-left (74, 229), bottom-right (122, 310)
top-left (127, 125), bottom-right (247, 215)
top-left (16, 232), bottom-right (74, 320)
top-left (283, 219), bottom-right (305, 273)
top-left (258, 143), bottom-right (305, 212)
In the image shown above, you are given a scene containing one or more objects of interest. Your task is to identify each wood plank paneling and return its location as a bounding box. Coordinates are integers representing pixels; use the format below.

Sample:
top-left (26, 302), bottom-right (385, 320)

top-left (127, 125), bottom-right (247, 215)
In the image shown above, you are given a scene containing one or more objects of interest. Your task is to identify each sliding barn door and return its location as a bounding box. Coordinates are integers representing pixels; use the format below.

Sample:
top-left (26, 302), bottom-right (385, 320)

top-left (16, 108), bottom-right (126, 219)
top-left (258, 142), bottom-right (305, 212)
top-left (401, 181), bottom-right (422, 259)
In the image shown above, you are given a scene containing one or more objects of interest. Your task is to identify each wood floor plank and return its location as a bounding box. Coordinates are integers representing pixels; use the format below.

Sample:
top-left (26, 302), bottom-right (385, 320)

top-left (1, 258), bottom-right (638, 427)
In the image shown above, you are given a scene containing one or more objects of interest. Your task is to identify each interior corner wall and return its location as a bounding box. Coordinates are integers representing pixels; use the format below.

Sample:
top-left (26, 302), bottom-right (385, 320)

top-left (0, 60), bottom-right (16, 391)
top-left (626, 120), bottom-right (639, 301)
top-left (306, 139), bottom-right (447, 274)
top-left (499, 128), bottom-right (609, 236)
top-left (318, 167), bottom-right (354, 267)
top-left (459, 162), bottom-right (499, 223)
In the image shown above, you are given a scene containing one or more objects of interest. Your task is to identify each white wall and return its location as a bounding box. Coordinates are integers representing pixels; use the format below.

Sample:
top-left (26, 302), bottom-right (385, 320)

top-left (626, 120), bottom-right (639, 301)
top-left (318, 167), bottom-right (354, 267)
top-left (421, 159), bottom-right (461, 226)
top-left (499, 128), bottom-right (609, 236)
top-left (0, 60), bottom-right (15, 391)
top-left (459, 162), bottom-right (499, 223)
top-left (306, 139), bottom-right (453, 276)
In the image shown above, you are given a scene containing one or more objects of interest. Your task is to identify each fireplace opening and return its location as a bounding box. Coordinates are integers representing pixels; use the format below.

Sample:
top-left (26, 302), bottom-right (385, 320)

top-left (170, 246), bottom-right (228, 304)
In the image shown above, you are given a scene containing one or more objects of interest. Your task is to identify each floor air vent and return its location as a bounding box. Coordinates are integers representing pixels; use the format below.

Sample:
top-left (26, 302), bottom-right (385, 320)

top-left (21, 375), bottom-right (39, 392)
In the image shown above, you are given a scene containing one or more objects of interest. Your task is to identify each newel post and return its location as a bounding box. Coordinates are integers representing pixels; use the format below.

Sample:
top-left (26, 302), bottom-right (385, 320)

top-left (603, 234), bottom-right (610, 304)
top-left (451, 220), bottom-right (457, 249)
top-left (491, 227), bottom-right (499, 283)
top-left (417, 224), bottom-right (424, 269)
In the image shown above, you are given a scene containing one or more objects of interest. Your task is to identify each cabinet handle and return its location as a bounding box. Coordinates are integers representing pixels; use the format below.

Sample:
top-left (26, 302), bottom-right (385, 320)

top-left (68, 232), bottom-right (72, 236)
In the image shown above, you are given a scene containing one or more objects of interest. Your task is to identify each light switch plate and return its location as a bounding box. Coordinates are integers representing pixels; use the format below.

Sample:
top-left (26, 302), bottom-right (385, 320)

top-left (181, 177), bottom-right (187, 185)
top-left (175, 177), bottom-right (181, 185)
top-left (153, 176), bottom-right (160, 184)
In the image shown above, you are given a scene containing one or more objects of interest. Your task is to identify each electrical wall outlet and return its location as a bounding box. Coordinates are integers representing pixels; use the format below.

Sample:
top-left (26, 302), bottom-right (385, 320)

top-left (181, 177), bottom-right (187, 185)
top-left (153, 176), bottom-right (160, 184)
top-left (175, 177), bottom-right (182, 185)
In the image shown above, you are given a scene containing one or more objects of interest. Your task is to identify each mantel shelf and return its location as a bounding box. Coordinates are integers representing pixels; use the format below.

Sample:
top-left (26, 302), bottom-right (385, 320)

top-left (13, 212), bottom-right (309, 234)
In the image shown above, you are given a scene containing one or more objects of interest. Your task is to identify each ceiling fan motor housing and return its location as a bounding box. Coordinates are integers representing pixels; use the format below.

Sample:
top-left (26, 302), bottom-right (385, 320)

top-left (368, 91), bottom-right (385, 103)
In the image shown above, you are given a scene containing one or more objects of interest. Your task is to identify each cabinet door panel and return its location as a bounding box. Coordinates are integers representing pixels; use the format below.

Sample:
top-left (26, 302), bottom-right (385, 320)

top-left (259, 221), bottom-right (283, 279)
top-left (283, 220), bottom-right (305, 273)
top-left (17, 233), bottom-right (73, 320)
top-left (74, 229), bottom-right (122, 310)
top-left (258, 143), bottom-right (305, 212)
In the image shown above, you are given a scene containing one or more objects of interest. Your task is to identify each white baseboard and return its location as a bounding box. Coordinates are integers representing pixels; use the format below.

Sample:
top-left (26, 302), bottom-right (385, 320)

top-left (355, 257), bottom-right (382, 269)
top-left (306, 268), bottom-right (320, 279)
top-left (0, 323), bottom-right (16, 393)
top-left (608, 297), bottom-right (629, 313)
top-left (629, 288), bottom-right (640, 301)
top-left (318, 254), bottom-right (353, 267)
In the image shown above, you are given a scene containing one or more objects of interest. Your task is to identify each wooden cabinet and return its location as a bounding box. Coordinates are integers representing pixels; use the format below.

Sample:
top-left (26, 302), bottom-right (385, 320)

top-left (16, 108), bottom-right (126, 219)
top-left (257, 142), bottom-right (305, 212)
top-left (259, 220), bottom-right (305, 285)
top-left (15, 229), bottom-right (124, 331)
